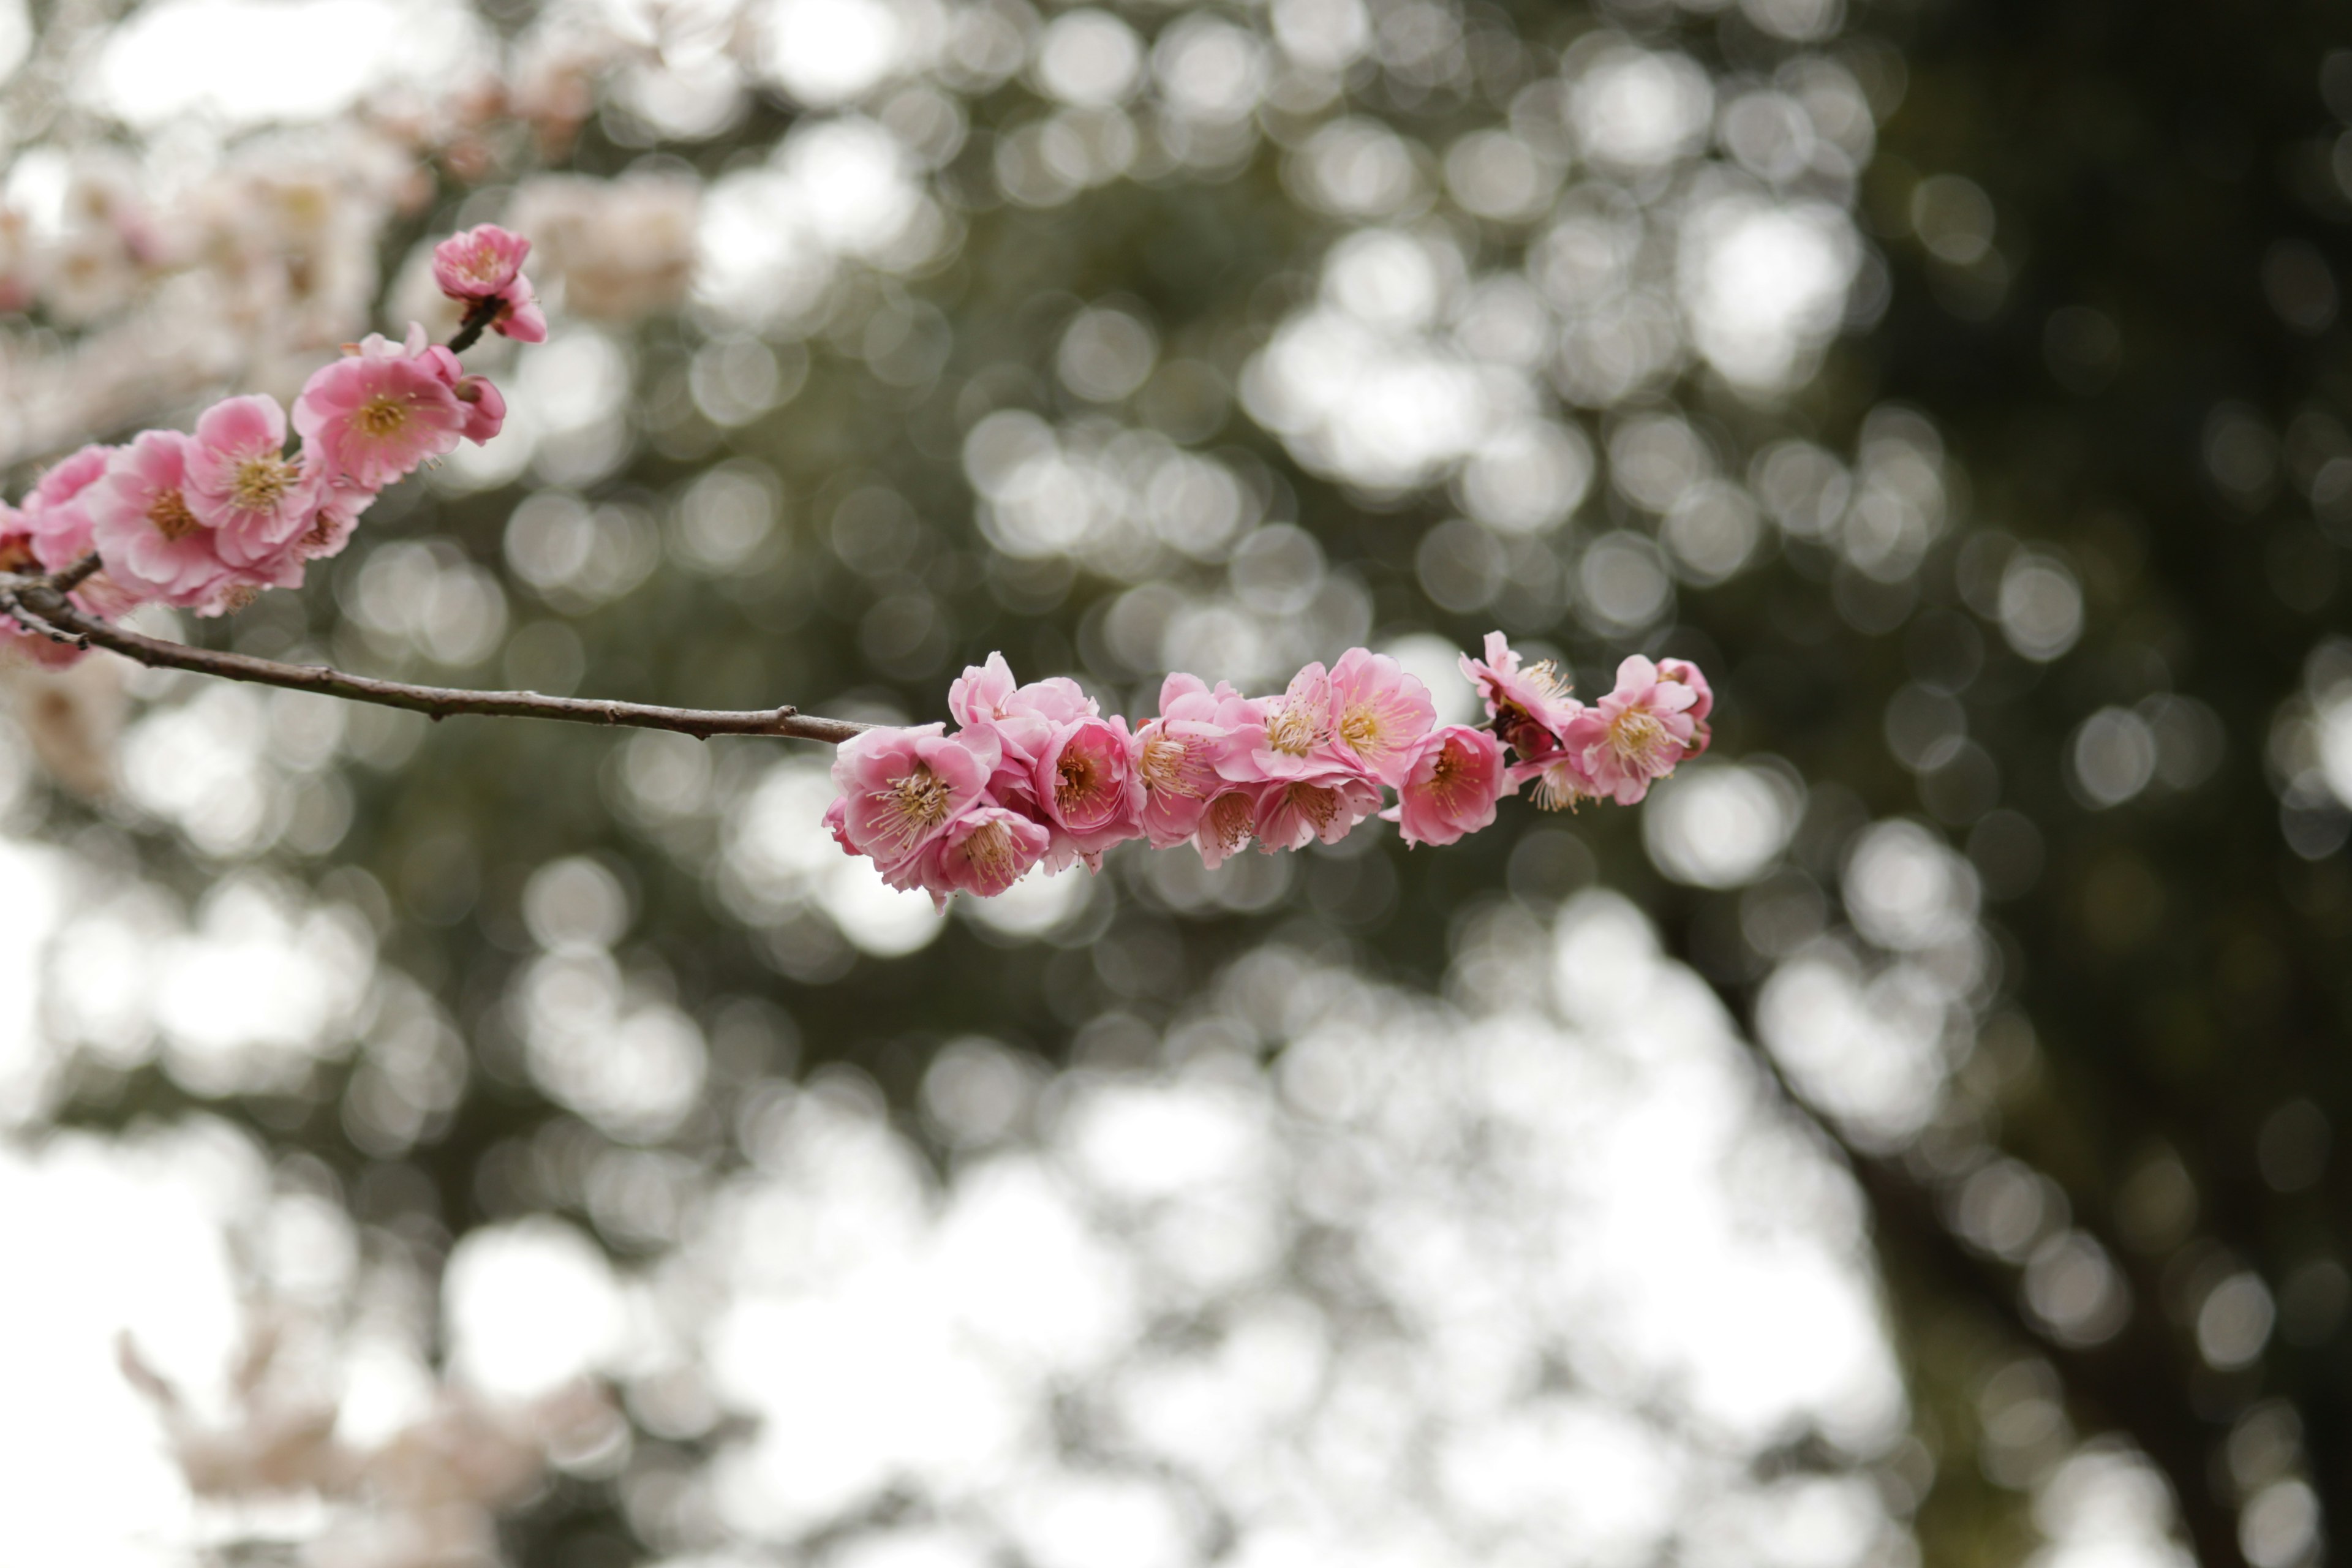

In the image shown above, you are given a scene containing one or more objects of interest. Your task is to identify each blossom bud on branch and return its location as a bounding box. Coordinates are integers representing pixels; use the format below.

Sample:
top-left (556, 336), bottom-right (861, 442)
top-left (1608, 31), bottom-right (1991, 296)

top-left (824, 639), bottom-right (1714, 906)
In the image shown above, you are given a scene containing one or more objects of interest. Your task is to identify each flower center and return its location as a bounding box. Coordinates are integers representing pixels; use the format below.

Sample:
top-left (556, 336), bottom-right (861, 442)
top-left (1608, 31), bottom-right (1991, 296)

top-left (354, 395), bottom-right (409, 439)
top-left (1532, 762), bottom-right (1589, 813)
top-left (146, 488), bottom-right (200, 541)
top-left (1281, 782), bottom-right (1340, 834)
top-left (1267, 701), bottom-right (1327, 758)
top-left (1204, 791), bottom-right (1254, 853)
top-left (873, 764), bottom-right (953, 850)
top-left (1607, 709), bottom-right (1669, 766)
top-left (1526, 659), bottom-right (1572, 698)
top-left (1057, 750), bottom-right (1099, 809)
top-left (1139, 734), bottom-right (1202, 796)
top-left (962, 820), bottom-right (1020, 883)
top-left (231, 454), bottom-right (298, 511)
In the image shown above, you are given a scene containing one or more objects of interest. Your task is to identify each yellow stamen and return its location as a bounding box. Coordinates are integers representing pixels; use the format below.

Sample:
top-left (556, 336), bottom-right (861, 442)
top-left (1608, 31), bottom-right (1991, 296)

top-left (230, 454), bottom-right (298, 512)
top-left (354, 395), bottom-right (409, 439)
top-left (146, 488), bottom-right (200, 541)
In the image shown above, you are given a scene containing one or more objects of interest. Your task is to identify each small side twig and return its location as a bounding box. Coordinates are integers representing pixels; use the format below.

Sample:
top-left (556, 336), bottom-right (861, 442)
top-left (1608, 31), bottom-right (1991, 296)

top-left (444, 297), bottom-right (504, 356)
top-left (1, 571), bottom-right (871, 745)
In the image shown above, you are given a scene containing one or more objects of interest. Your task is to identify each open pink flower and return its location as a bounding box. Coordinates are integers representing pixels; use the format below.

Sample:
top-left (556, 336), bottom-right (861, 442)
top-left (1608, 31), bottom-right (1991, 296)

top-left (1193, 786), bottom-right (1262, 869)
top-left (432, 224), bottom-right (532, 301)
top-left (829, 723), bottom-right (1000, 870)
top-left (895, 804), bottom-right (1053, 905)
top-left (1220, 662), bottom-right (1335, 782)
top-left (1254, 771), bottom-right (1381, 853)
top-left (1576, 655), bottom-right (1700, 805)
top-left (293, 331), bottom-right (466, 491)
top-left (1131, 672), bottom-right (1240, 848)
top-left (1327, 646), bottom-right (1436, 785)
top-left (1460, 631), bottom-right (1581, 761)
top-left (22, 443), bottom-right (116, 568)
top-left (1385, 725), bottom-right (1510, 846)
top-left (184, 394), bottom-right (323, 569)
top-left (85, 431), bottom-right (239, 611)
top-left (1513, 737), bottom-right (1607, 812)
top-left (295, 479), bottom-right (376, 565)
top-left (1035, 715), bottom-right (1142, 862)
top-left (1658, 656), bottom-right (1713, 757)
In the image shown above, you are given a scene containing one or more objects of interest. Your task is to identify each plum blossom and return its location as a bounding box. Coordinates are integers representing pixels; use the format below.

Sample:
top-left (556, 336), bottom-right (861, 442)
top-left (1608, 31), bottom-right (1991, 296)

top-left (1460, 630), bottom-right (1581, 761)
top-left (21, 444), bottom-right (116, 568)
top-left (1659, 655), bottom-right (1713, 756)
top-left (489, 276), bottom-right (550, 344)
top-left (1577, 655), bottom-right (1703, 805)
top-left (1224, 662), bottom-right (1336, 781)
top-left (1194, 787), bottom-right (1262, 869)
top-left (184, 395), bottom-right (322, 570)
top-left (1132, 673), bottom-right (1244, 848)
top-left (432, 224), bottom-right (533, 300)
top-left (820, 639), bottom-right (1711, 899)
top-left (432, 224), bottom-right (548, 342)
top-left (1036, 715), bottom-right (1142, 867)
top-left (85, 431), bottom-right (241, 611)
top-left (901, 805), bottom-right (1053, 904)
top-left (1387, 726), bottom-right (1510, 846)
top-left (827, 723), bottom-right (1000, 871)
top-left (1256, 772), bottom-right (1382, 853)
top-left (292, 329), bottom-right (466, 490)
top-left (1327, 646), bottom-right (1438, 785)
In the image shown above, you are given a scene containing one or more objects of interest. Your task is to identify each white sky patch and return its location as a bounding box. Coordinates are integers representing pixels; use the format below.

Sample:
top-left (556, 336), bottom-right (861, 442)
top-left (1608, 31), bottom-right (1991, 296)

top-left (0, 1126), bottom-right (260, 1568)
top-left (83, 0), bottom-right (483, 127)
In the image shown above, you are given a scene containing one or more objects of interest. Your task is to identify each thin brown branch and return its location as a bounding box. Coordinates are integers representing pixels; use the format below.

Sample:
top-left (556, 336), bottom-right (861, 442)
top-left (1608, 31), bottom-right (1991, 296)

top-left (2, 573), bottom-right (872, 745)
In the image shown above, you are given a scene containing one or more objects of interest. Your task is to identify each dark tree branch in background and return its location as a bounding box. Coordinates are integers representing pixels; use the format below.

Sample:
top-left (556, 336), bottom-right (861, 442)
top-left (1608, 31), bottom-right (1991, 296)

top-left (0, 569), bottom-right (873, 745)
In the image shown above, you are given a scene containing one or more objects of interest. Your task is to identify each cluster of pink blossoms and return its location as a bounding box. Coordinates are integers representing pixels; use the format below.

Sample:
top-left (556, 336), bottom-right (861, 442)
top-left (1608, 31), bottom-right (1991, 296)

top-left (826, 635), bottom-right (1713, 904)
top-left (0, 225), bottom-right (546, 663)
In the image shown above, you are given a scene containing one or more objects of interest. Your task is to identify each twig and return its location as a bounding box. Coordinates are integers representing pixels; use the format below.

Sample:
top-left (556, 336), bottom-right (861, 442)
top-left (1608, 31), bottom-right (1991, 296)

top-left (2, 573), bottom-right (872, 745)
top-left (445, 297), bottom-right (504, 356)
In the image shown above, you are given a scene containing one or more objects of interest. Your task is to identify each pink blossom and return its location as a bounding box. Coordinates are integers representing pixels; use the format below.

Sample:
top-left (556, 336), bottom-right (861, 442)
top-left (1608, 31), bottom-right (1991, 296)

top-left (85, 431), bottom-right (239, 611)
top-left (1513, 739), bottom-right (1608, 812)
top-left (492, 274), bottom-right (548, 343)
top-left (1035, 715), bottom-right (1142, 863)
top-left (184, 395), bottom-right (323, 570)
top-left (1384, 725), bottom-right (1510, 846)
top-left (0, 505), bottom-right (72, 665)
top-left (1575, 655), bottom-right (1700, 805)
top-left (1459, 631), bottom-right (1581, 761)
top-left (1658, 656), bottom-right (1713, 757)
top-left (22, 443), bottom-right (116, 568)
top-left (293, 333), bottom-right (466, 491)
top-left (949, 654), bottom-right (1095, 766)
top-left (432, 224), bottom-right (532, 301)
top-left (1254, 772), bottom-right (1382, 853)
top-left (1131, 672), bottom-right (1240, 848)
top-left (1327, 646), bottom-right (1436, 785)
top-left (415, 345), bottom-right (508, 445)
top-left (453, 375), bottom-right (506, 443)
top-left (1193, 786), bottom-right (1262, 869)
top-left (829, 723), bottom-right (1000, 871)
top-left (1219, 662), bottom-right (1335, 782)
top-left (296, 480), bottom-right (376, 564)
top-left (897, 805), bottom-right (1053, 905)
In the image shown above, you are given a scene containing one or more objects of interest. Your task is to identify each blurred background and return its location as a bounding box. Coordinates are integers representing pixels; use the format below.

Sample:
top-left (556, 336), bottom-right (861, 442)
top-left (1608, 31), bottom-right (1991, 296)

top-left (1, 0), bottom-right (2346, 1561)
